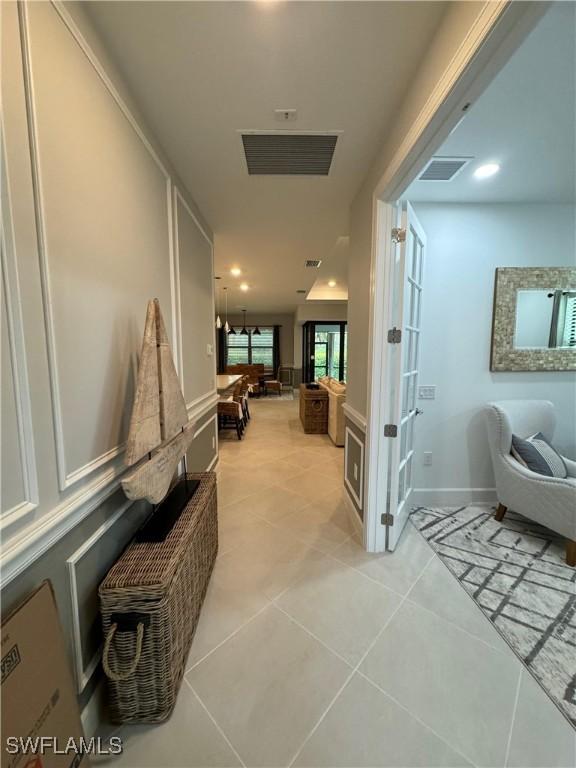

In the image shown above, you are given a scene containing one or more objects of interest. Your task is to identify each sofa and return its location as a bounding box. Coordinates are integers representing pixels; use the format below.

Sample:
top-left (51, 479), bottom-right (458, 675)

top-left (317, 377), bottom-right (346, 446)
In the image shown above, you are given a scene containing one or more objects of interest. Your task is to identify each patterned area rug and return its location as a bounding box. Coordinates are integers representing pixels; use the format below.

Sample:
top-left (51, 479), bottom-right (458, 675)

top-left (411, 505), bottom-right (576, 728)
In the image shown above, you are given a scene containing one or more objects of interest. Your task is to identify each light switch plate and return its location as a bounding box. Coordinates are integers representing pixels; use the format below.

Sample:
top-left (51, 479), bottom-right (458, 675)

top-left (418, 385), bottom-right (436, 400)
top-left (423, 451), bottom-right (433, 466)
top-left (206, 343), bottom-right (214, 356)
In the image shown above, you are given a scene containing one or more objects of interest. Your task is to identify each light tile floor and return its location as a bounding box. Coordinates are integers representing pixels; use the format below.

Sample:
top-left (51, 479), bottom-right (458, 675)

top-left (113, 396), bottom-right (576, 768)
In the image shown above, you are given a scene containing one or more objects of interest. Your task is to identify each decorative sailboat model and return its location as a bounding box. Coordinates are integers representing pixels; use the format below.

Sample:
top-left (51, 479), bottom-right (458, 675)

top-left (121, 299), bottom-right (195, 507)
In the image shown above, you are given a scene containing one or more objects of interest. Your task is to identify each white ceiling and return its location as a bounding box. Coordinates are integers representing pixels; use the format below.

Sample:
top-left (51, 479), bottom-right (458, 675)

top-left (406, 2), bottom-right (576, 205)
top-left (83, 1), bottom-right (447, 312)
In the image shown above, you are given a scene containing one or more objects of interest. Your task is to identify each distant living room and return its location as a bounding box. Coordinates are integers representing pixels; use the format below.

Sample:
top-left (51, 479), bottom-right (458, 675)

top-left (214, 291), bottom-right (348, 447)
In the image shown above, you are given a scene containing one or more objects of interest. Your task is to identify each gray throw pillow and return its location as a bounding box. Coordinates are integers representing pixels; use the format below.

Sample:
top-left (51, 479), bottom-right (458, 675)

top-left (511, 432), bottom-right (567, 478)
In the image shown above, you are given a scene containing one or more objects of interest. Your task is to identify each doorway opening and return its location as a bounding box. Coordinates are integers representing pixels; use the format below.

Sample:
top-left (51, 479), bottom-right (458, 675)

top-left (302, 321), bottom-right (348, 383)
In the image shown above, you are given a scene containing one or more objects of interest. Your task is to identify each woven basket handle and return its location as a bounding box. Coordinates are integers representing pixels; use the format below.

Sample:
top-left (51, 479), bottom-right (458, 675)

top-left (102, 621), bottom-right (145, 681)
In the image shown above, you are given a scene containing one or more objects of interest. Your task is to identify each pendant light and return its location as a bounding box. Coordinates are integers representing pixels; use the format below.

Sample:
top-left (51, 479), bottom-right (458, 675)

top-left (215, 280), bottom-right (222, 329)
top-left (240, 309), bottom-right (249, 336)
top-left (223, 287), bottom-right (235, 334)
top-left (252, 323), bottom-right (261, 336)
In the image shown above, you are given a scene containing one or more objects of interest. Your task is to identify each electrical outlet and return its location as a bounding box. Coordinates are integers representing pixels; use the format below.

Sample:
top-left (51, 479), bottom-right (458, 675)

top-left (423, 451), bottom-right (433, 466)
top-left (418, 385), bottom-right (436, 400)
top-left (274, 108), bottom-right (298, 122)
top-left (353, 463), bottom-right (358, 481)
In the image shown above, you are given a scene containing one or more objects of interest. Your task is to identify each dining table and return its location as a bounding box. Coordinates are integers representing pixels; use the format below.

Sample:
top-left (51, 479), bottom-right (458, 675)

top-left (216, 374), bottom-right (242, 395)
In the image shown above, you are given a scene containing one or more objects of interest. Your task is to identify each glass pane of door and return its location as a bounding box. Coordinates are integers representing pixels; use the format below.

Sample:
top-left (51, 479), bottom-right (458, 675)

top-left (384, 202), bottom-right (426, 551)
top-left (303, 321), bottom-right (347, 382)
top-left (313, 334), bottom-right (328, 379)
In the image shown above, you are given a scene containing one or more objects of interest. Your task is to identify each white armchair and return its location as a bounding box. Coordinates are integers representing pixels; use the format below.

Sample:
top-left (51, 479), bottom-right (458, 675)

top-left (484, 400), bottom-right (576, 566)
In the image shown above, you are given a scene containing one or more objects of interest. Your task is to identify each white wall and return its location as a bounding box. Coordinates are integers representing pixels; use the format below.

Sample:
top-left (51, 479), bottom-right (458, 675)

top-left (346, 2), bottom-right (489, 418)
top-left (412, 203), bottom-right (576, 505)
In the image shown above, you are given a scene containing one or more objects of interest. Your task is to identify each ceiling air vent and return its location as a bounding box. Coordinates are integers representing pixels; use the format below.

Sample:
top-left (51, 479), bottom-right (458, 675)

top-left (419, 157), bottom-right (471, 182)
top-left (242, 133), bottom-right (338, 175)
top-left (304, 259), bottom-right (322, 268)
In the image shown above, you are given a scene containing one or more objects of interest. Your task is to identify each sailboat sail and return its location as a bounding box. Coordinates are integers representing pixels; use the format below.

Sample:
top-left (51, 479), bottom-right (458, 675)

top-left (121, 299), bottom-right (193, 504)
top-left (122, 426), bottom-right (194, 503)
top-left (154, 300), bottom-right (188, 441)
top-left (125, 301), bottom-right (162, 466)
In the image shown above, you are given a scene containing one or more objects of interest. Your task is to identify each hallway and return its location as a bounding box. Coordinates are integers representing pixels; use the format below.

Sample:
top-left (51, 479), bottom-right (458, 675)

top-left (110, 398), bottom-right (575, 768)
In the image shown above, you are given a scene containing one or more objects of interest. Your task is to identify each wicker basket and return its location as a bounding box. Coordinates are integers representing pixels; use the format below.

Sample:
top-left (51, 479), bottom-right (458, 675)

top-left (299, 384), bottom-right (328, 434)
top-left (99, 472), bottom-right (217, 724)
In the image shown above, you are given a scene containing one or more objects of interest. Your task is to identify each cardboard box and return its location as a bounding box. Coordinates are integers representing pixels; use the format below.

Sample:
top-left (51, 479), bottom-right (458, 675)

top-left (1, 582), bottom-right (88, 768)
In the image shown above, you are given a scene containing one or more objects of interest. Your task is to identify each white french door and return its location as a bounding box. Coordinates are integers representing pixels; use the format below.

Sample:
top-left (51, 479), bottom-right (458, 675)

top-left (385, 202), bottom-right (426, 550)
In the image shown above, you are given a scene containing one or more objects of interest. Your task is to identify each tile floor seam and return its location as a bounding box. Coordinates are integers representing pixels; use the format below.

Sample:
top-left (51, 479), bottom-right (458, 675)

top-left (271, 601), bottom-right (356, 671)
top-left (184, 603), bottom-right (271, 674)
top-left (403, 592), bottom-right (515, 658)
top-left (286, 582), bottom-right (416, 768)
top-left (218, 501), bottom-right (354, 562)
top-left (325, 548), bottom-right (411, 600)
top-left (247, 506), bottom-right (355, 559)
top-left (183, 678), bottom-right (247, 768)
top-left (503, 669), bottom-right (523, 768)
top-left (354, 669), bottom-right (480, 768)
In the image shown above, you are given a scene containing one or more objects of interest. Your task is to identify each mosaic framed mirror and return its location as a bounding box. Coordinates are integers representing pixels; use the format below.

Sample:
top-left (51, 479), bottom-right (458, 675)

top-left (490, 267), bottom-right (576, 371)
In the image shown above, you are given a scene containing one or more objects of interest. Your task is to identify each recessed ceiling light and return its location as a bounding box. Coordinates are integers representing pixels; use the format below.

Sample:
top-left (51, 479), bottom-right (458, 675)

top-left (474, 163), bottom-right (500, 180)
top-left (328, 280), bottom-right (337, 288)
top-left (239, 283), bottom-right (249, 292)
top-left (230, 267), bottom-right (242, 277)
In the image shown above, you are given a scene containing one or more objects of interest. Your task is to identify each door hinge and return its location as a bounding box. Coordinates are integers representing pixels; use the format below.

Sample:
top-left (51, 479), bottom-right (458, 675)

top-left (391, 227), bottom-right (406, 244)
top-left (381, 513), bottom-right (394, 526)
top-left (387, 327), bottom-right (402, 344)
top-left (384, 424), bottom-right (398, 437)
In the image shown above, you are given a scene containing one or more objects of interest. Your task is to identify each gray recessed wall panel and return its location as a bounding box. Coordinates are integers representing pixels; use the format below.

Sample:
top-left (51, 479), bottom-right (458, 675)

top-left (344, 419), bottom-right (365, 519)
top-left (177, 194), bottom-right (216, 405)
top-left (186, 410), bottom-right (218, 473)
top-left (1, 278), bottom-right (26, 513)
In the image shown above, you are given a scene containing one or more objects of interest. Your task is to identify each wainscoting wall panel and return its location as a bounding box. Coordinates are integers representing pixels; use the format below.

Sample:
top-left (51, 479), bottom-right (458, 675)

top-left (1, 0), bottom-right (215, 719)
top-left (66, 498), bottom-right (141, 694)
top-left (0, 149), bottom-right (38, 527)
top-left (187, 412), bottom-right (218, 473)
top-left (344, 426), bottom-right (364, 513)
top-left (343, 408), bottom-right (367, 521)
top-left (1, 273), bottom-right (27, 513)
top-left (22, 1), bottom-right (175, 491)
top-left (175, 188), bottom-right (217, 410)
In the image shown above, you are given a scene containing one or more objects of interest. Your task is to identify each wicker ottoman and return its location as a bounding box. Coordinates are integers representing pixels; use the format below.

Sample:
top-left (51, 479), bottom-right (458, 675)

top-left (299, 384), bottom-right (329, 434)
top-left (99, 473), bottom-right (217, 723)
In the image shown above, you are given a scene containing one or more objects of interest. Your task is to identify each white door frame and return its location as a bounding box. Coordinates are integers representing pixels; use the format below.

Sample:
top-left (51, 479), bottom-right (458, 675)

top-left (363, 1), bottom-right (548, 552)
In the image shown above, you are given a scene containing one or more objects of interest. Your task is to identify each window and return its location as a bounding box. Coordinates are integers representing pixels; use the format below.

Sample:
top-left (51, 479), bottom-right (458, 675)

top-left (226, 327), bottom-right (275, 369)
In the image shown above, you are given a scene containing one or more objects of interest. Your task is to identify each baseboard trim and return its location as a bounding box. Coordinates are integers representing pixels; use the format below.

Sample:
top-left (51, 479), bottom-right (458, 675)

top-left (81, 677), bottom-right (107, 738)
top-left (412, 488), bottom-right (497, 508)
